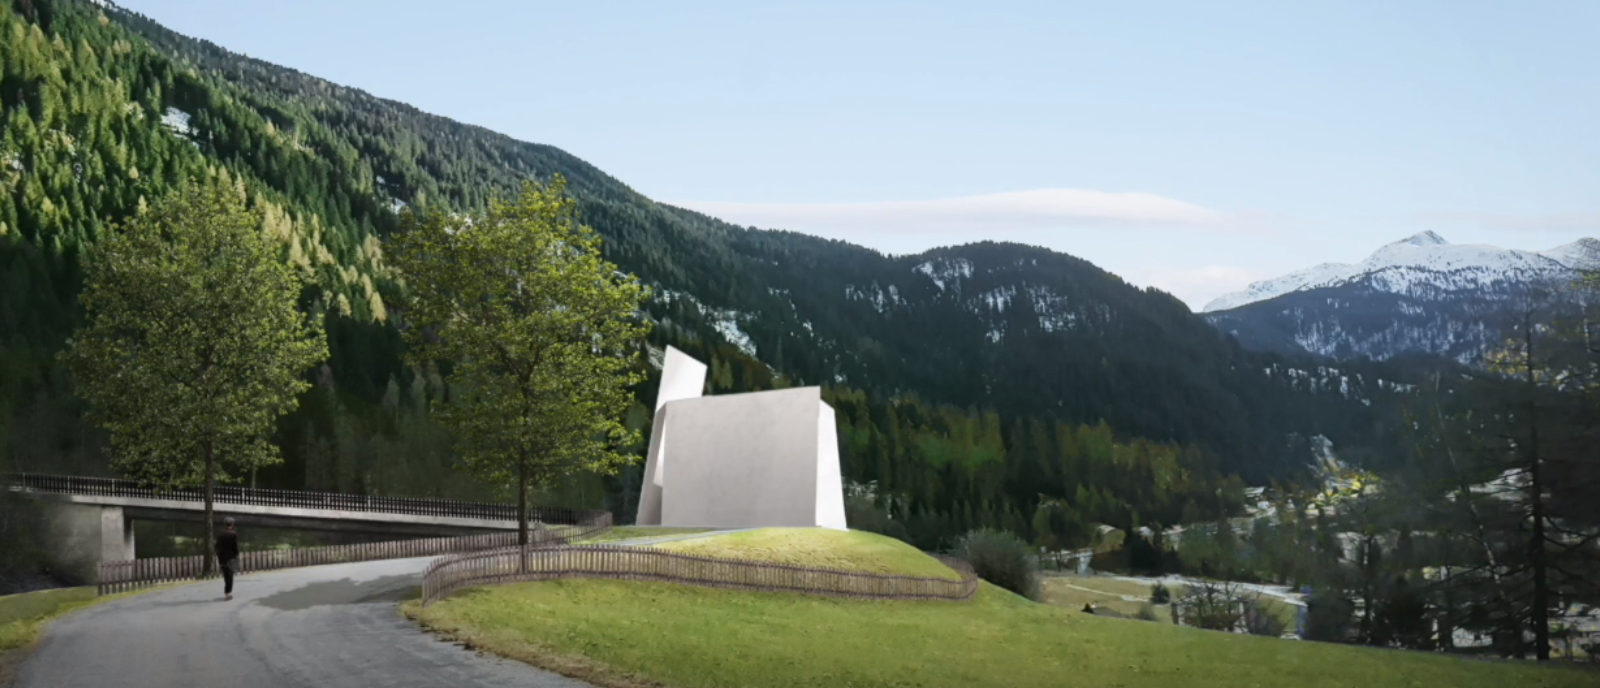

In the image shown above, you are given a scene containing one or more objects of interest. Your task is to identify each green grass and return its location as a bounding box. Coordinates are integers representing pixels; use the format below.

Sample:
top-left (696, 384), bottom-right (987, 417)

top-left (1046, 576), bottom-right (1300, 631)
top-left (577, 527), bottom-right (715, 544)
top-left (0, 587), bottom-right (112, 653)
top-left (409, 580), bottom-right (1594, 688)
top-left (408, 529), bottom-right (1594, 688)
top-left (1042, 578), bottom-right (1172, 622)
top-left (654, 527), bottom-right (963, 580)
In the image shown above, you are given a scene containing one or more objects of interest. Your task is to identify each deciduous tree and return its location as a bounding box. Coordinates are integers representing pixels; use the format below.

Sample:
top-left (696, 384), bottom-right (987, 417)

top-left (391, 176), bottom-right (650, 545)
top-left (64, 181), bottom-right (326, 573)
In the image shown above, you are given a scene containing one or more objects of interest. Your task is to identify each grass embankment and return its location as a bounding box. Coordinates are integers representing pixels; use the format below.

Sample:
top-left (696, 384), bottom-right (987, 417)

top-left (655, 527), bottom-right (963, 580)
top-left (407, 528), bottom-right (1593, 688)
top-left (577, 527), bottom-right (715, 544)
top-left (0, 587), bottom-right (100, 654)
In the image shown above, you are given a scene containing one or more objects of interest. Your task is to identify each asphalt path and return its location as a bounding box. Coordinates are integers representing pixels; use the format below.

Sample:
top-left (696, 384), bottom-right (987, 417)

top-left (14, 554), bottom-right (604, 688)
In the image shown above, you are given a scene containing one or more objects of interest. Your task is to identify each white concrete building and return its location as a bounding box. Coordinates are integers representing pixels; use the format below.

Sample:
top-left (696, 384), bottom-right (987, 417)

top-left (635, 346), bottom-right (848, 530)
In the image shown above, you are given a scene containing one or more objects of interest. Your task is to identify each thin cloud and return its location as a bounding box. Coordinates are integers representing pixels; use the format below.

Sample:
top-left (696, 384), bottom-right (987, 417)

top-left (671, 189), bottom-right (1261, 237)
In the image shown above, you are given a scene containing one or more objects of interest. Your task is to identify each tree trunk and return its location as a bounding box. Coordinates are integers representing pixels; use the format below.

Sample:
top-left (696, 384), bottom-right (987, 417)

top-left (203, 440), bottom-right (216, 577)
top-left (518, 459), bottom-right (530, 547)
top-left (517, 459), bottom-right (530, 575)
top-left (1525, 326), bottom-right (1551, 661)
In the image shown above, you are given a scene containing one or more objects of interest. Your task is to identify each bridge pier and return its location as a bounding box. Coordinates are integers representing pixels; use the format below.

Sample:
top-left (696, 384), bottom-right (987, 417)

top-left (40, 502), bottom-right (136, 584)
top-left (100, 506), bottom-right (136, 563)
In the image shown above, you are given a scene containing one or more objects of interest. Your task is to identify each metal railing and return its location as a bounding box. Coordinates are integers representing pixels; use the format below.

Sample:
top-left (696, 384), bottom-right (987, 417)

top-left (6, 473), bottom-right (609, 526)
top-left (419, 544), bottom-right (979, 607)
top-left (98, 518), bottom-right (612, 595)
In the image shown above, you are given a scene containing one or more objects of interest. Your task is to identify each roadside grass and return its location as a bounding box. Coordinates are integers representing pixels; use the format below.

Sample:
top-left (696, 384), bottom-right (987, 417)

top-left (406, 529), bottom-right (1594, 688)
top-left (0, 587), bottom-right (110, 653)
top-left (0, 583), bottom-right (180, 685)
top-left (407, 579), bottom-right (1595, 688)
top-left (654, 528), bottom-right (962, 580)
top-left (0, 584), bottom-right (182, 653)
top-left (577, 527), bottom-right (714, 544)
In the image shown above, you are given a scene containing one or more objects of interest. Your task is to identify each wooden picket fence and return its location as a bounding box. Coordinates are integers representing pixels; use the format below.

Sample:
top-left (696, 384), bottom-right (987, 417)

top-left (98, 519), bottom-right (611, 595)
top-left (420, 544), bottom-right (980, 607)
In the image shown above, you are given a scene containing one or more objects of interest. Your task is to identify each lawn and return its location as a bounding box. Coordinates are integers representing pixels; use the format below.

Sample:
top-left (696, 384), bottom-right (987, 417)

top-left (654, 527), bottom-right (963, 580)
top-left (406, 529), bottom-right (1596, 688)
top-left (1042, 577), bottom-right (1171, 622)
top-left (577, 526), bottom-right (715, 544)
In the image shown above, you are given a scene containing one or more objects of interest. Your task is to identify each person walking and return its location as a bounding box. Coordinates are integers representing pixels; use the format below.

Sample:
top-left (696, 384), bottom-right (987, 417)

top-left (215, 517), bottom-right (240, 601)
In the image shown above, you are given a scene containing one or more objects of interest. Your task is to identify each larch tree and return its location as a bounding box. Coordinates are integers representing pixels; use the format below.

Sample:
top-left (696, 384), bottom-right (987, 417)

top-left (391, 176), bottom-right (650, 546)
top-left (64, 180), bottom-right (327, 573)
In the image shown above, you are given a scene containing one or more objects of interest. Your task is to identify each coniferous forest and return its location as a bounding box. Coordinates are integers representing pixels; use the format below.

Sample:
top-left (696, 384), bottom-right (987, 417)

top-left (3, 0), bottom-right (1427, 558)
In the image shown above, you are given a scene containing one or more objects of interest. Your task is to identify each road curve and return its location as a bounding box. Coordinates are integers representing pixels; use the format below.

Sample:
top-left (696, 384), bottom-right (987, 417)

top-left (13, 556), bottom-right (593, 688)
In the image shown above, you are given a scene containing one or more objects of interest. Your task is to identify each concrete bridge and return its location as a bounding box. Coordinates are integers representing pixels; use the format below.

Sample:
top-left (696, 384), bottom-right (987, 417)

top-left (4, 474), bottom-right (602, 582)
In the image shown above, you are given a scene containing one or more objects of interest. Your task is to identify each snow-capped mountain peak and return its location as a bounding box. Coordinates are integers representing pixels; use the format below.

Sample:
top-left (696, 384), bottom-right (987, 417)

top-left (1541, 238), bottom-right (1600, 270)
top-left (1388, 230), bottom-right (1449, 248)
top-left (1202, 232), bottom-right (1593, 313)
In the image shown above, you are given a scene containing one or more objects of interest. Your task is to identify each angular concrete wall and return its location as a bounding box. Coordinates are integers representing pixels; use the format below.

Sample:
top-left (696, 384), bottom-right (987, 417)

top-left (636, 346), bottom-right (847, 530)
top-left (637, 346), bottom-right (708, 526)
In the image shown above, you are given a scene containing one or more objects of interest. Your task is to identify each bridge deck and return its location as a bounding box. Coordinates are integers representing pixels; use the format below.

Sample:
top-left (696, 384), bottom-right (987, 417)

top-left (5, 474), bottom-right (609, 538)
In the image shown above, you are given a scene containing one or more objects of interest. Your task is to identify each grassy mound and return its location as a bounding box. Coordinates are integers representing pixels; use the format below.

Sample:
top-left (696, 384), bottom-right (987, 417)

top-left (577, 527), bottom-right (715, 544)
top-left (655, 527), bottom-right (962, 580)
top-left (408, 580), bottom-right (1593, 688)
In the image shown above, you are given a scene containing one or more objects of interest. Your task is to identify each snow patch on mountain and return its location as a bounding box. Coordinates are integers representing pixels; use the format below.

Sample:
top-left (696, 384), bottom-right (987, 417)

top-left (914, 258), bottom-right (974, 291)
top-left (1203, 231), bottom-right (1593, 312)
top-left (709, 313), bottom-right (756, 357)
top-left (160, 107), bottom-right (194, 136)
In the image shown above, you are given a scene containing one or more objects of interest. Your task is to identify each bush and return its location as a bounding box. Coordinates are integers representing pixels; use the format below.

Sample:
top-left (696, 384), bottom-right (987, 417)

top-left (1135, 603), bottom-right (1160, 622)
top-left (1304, 590), bottom-right (1355, 643)
top-left (1172, 580), bottom-right (1247, 632)
top-left (953, 529), bottom-right (1041, 601)
top-left (1150, 582), bottom-right (1172, 604)
top-left (1244, 600), bottom-right (1287, 637)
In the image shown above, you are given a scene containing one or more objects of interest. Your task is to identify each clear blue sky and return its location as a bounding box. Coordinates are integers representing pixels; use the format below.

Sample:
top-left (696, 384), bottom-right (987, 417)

top-left (119, 0), bottom-right (1600, 309)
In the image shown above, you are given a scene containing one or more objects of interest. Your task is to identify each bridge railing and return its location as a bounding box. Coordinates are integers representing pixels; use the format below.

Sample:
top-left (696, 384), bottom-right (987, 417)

top-left (6, 473), bottom-right (608, 526)
top-left (98, 517), bottom-right (612, 595)
top-left (418, 544), bottom-right (979, 607)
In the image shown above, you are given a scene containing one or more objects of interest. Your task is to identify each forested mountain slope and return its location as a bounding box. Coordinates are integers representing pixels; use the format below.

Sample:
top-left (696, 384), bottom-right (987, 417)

top-left (1, 0), bottom-right (1425, 547)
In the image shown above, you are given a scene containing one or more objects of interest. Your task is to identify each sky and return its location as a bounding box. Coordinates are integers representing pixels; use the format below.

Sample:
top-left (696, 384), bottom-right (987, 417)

top-left (119, 0), bottom-right (1600, 310)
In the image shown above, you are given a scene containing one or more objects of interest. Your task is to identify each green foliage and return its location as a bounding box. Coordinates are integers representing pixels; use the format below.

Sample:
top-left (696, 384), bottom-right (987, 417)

top-left (1172, 580), bottom-right (1248, 632)
top-left (953, 529), bottom-right (1041, 601)
top-left (1244, 599), bottom-right (1288, 637)
top-left (390, 177), bottom-right (649, 543)
top-left (1150, 582), bottom-right (1172, 605)
top-left (62, 181), bottom-right (325, 570)
top-left (1305, 589), bottom-right (1356, 643)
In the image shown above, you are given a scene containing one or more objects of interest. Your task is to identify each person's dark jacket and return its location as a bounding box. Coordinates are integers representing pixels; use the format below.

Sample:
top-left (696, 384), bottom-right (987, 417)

top-left (215, 530), bottom-right (240, 567)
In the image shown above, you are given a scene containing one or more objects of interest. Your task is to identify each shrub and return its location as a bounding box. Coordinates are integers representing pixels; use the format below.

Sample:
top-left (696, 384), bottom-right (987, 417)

top-left (1304, 590), bottom-right (1355, 643)
top-left (1172, 580), bottom-right (1247, 632)
top-left (953, 529), bottom-right (1041, 601)
top-left (1150, 582), bottom-right (1172, 604)
top-left (1244, 600), bottom-right (1287, 637)
top-left (1135, 603), bottom-right (1160, 622)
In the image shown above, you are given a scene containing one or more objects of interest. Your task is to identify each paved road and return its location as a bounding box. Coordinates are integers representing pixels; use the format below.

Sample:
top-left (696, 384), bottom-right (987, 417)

top-left (13, 556), bottom-right (594, 688)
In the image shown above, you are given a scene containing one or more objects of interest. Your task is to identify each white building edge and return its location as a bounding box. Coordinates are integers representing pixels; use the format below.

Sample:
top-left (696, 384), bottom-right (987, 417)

top-left (635, 346), bottom-right (848, 531)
